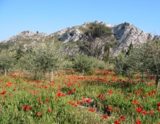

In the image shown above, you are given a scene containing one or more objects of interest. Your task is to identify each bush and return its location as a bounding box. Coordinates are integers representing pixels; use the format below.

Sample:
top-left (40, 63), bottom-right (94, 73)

top-left (62, 60), bottom-right (73, 69)
top-left (114, 53), bottom-right (134, 77)
top-left (83, 22), bottom-right (112, 39)
top-left (94, 59), bottom-right (106, 69)
top-left (72, 55), bottom-right (96, 74)
top-left (0, 50), bottom-right (16, 76)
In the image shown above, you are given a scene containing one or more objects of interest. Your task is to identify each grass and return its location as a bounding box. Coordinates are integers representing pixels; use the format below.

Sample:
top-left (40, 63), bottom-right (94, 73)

top-left (0, 70), bottom-right (160, 124)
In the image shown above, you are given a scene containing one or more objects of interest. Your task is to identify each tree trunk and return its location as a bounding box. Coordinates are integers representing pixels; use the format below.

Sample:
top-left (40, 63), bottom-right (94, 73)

top-left (4, 68), bottom-right (7, 76)
top-left (50, 71), bottom-right (54, 82)
top-left (155, 75), bottom-right (160, 90)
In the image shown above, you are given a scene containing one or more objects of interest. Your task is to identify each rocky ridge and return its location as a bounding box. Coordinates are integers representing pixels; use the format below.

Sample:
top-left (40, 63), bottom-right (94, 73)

top-left (0, 21), bottom-right (160, 57)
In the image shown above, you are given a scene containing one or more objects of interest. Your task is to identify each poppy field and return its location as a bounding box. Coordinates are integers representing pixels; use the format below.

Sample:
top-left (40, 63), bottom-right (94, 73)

top-left (0, 70), bottom-right (160, 124)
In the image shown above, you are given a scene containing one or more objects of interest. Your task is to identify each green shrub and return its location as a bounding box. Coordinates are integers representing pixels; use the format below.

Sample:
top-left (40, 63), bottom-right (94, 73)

top-left (114, 53), bottom-right (134, 77)
top-left (94, 59), bottom-right (106, 69)
top-left (62, 60), bottom-right (73, 69)
top-left (0, 50), bottom-right (16, 76)
top-left (83, 22), bottom-right (112, 39)
top-left (72, 55), bottom-right (96, 74)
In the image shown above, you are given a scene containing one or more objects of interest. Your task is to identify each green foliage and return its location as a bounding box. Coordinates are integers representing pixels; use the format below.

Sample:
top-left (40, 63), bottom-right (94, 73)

top-left (115, 40), bottom-right (160, 88)
top-left (94, 59), bottom-right (106, 69)
top-left (72, 54), bottom-right (96, 74)
top-left (133, 41), bottom-right (160, 87)
top-left (61, 60), bottom-right (73, 69)
top-left (72, 54), bottom-right (107, 74)
top-left (83, 22), bottom-right (112, 39)
top-left (114, 53), bottom-right (134, 77)
top-left (17, 42), bottom-right (62, 79)
top-left (0, 50), bottom-right (16, 75)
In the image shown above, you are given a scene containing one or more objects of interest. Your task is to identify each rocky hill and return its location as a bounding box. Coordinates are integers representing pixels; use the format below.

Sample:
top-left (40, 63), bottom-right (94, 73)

top-left (0, 21), bottom-right (160, 58)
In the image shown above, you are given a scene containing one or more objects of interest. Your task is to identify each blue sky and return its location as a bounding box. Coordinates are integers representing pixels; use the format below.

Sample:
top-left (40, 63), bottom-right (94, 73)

top-left (0, 0), bottom-right (160, 41)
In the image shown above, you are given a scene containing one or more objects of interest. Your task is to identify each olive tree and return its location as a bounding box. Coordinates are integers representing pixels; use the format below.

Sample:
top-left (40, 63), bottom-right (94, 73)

top-left (116, 40), bottom-right (160, 89)
top-left (19, 42), bottom-right (62, 80)
top-left (0, 50), bottom-right (15, 76)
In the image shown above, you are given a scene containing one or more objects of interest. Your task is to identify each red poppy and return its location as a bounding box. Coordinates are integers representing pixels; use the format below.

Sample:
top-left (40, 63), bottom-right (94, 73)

top-left (37, 97), bottom-right (43, 104)
top-left (158, 106), bottom-right (160, 112)
top-left (136, 119), bottom-right (141, 124)
top-left (67, 88), bottom-right (76, 95)
top-left (141, 110), bottom-right (147, 115)
top-left (119, 115), bottom-right (125, 121)
top-left (97, 94), bottom-right (105, 101)
top-left (149, 110), bottom-right (154, 116)
top-left (107, 105), bottom-right (113, 111)
top-left (131, 100), bottom-right (139, 105)
top-left (22, 105), bottom-right (32, 111)
top-left (56, 91), bottom-right (66, 97)
top-left (157, 102), bottom-right (160, 107)
top-left (66, 82), bottom-right (74, 87)
top-left (6, 82), bottom-right (13, 87)
top-left (88, 107), bottom-right (96, 112)
top-left (136, 107), bottom-right (143, 113)
top-left (47, 108), bottom-right (52, 113)
top-left (107, 89), bottom-right (113, 95)
top-left (45, 98), bottom-right (50, 103)
top-left (0, 90), bottom-right (7, 95)
top-left (114, 120), bottom-right (121, 124)
top-left (36, 112), bottom-right (42, 117)
top-left (101, 114), bottom-right (108, 119)
top-left (157, 102), bottom-right (160, 112)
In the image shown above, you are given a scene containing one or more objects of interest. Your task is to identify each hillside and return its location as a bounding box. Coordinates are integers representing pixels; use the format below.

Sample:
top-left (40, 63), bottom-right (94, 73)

top-left (0, 21), bottom-right (160, 58)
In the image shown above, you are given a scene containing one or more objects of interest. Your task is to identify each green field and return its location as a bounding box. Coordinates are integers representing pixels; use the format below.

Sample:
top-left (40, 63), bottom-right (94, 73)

top-left (0, 70), bottom-right (159, 124)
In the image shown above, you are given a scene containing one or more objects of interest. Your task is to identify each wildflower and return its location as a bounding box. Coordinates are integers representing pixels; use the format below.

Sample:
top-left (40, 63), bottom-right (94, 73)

top-left (88, 107), bottom-right (96, 112)
top-left (141, 110), bottom-right (147, 115)
top-left (114, 120), bottom-right (121, 124)
top-left (47, 107), bottom-right (52, 113)
top-left (101, 114), bottom-right (108, 120)
top-left (131, 100), bottom-right (139, 105)
top-left (45, 98), bottom-right (50, 103)
top-left (0, 90), bottom-right (7, 95)
top-left (82, 97), bottom-right (93, 104)
top-left (56, 91), bottom-right (66, 97)
top-left (149, 110), bottom-right (154, 116)
top-left (136, 119), bottom-right (141, 124)
top-left (97, 93), bottom-right (105, 101)
top-left (136, 107), bottom-right (143, 113)
top-left (66, 82), bottom-right (74, 87)
top-left (107, 105), bottom-right (113, 111)
top-left (119, 115), bottom-right (125, 121)
top-left (6, 82), bottom-right (13, 87)
top-left (22, 105), bottom-right (32, 111)
top-left (107, 89), bottom-right (113, 95)
top-left (67, 88), bottom-right (76, 95)
top-left (36, 112), bottom-right (42, 117)
top-left (157, 102), bottom-right (160, 112)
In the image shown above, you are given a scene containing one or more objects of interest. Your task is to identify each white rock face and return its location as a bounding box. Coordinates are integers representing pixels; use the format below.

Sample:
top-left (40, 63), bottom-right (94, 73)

top-left (49, 22), bottom-right (160, 56)
top-left (49, 24), bottom-right (86, 43)
top-left (53, 28), bottom-right (83, 43)
top-left (112, 22), bottom-right (156, 55)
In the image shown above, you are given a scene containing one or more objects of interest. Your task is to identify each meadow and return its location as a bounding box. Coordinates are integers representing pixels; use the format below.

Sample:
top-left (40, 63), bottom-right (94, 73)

top-left (0, 69), bottom-right (159, 124)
